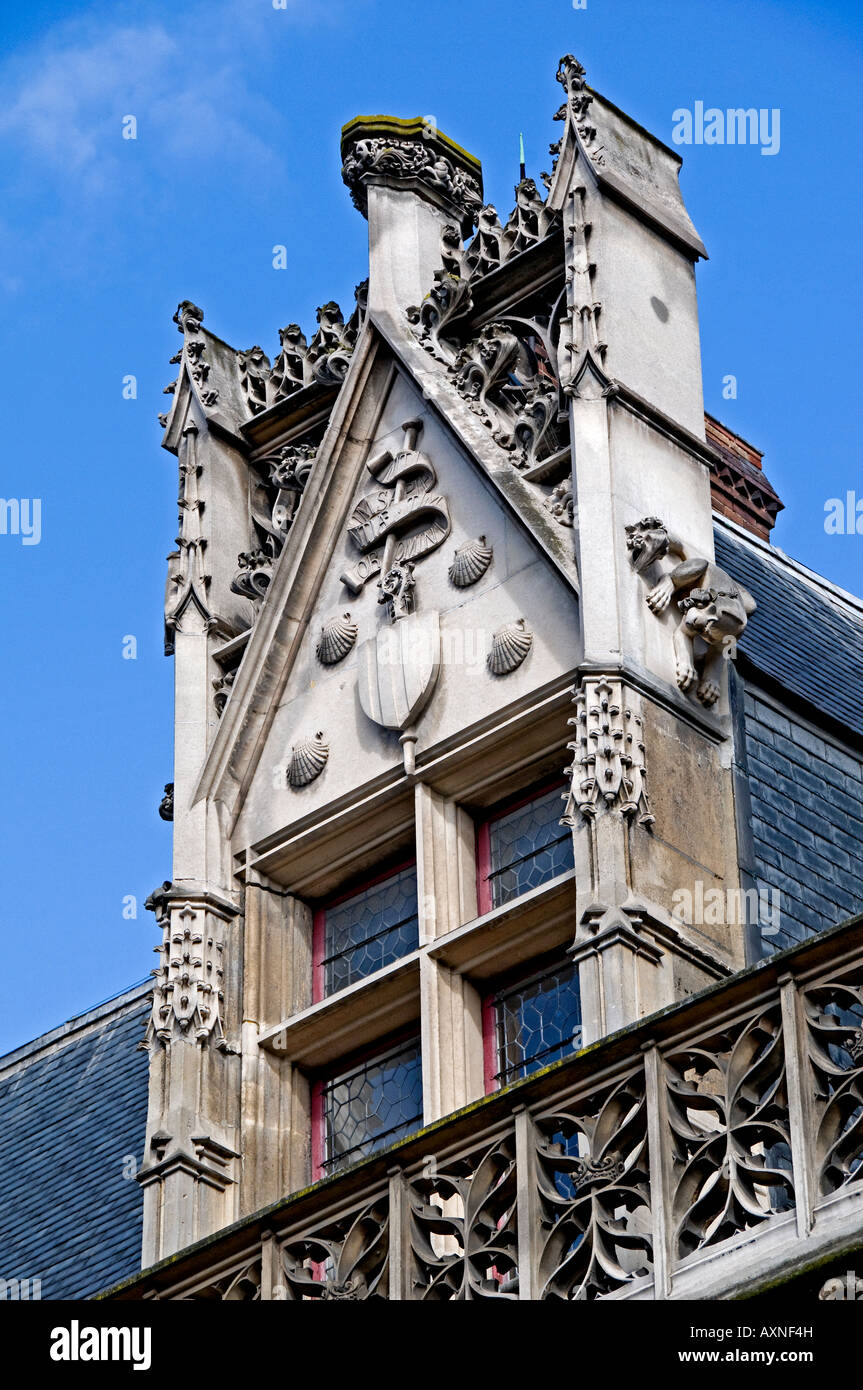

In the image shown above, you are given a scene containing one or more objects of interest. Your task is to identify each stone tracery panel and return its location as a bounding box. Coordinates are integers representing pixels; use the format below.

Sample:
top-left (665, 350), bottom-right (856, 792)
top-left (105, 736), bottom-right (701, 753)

top-left (665, 1006), bottom-right (794, 1259)
top-left (279, 1196), bottom-right (390, 1300)
top-left (803, 970), bottom-right (863, 1198)
top-left (408, 1137), bottom-right (519, 1299)
top-left (534, 1070), bottom-right (653, 1300)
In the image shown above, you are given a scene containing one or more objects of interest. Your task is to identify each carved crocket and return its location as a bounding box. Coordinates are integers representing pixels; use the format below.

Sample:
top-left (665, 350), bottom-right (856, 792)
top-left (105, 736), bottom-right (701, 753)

top-left (626, 517), bottom-right (756, 707)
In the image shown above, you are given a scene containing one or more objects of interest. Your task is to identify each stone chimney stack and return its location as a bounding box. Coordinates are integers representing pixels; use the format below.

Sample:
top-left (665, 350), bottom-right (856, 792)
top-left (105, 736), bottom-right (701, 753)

top-left (340, 116), bottom-right (483, 321)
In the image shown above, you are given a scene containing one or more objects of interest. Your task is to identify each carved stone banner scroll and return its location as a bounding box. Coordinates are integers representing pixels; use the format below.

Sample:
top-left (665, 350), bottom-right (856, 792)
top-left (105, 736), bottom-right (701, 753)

top-left (340, 420), bottom-right (450, 598)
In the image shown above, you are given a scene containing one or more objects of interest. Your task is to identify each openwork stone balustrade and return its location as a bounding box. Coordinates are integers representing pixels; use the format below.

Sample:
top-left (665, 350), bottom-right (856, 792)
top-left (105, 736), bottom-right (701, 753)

top-left (109, 916), bottom-right (863, 1301)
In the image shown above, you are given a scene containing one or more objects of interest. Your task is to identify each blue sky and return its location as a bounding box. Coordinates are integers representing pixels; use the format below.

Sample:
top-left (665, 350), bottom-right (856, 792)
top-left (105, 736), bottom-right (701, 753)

top-left (0, 0), bottom-right (860, 1053)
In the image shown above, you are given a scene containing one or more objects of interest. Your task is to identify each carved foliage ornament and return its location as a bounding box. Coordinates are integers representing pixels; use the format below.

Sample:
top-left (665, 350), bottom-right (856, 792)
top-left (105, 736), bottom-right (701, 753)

top-left (270, 443), bottom-right (316, 535)
top-left (408, 231), bottom-right (571, 509)
top-left (144, 891), bottom-right (234, 1052)
top-left (230, 549), bottom-right (273, 602)
top-left (229, 441), bottom-right (319, 612)
top-left (341, 135), bottom-right (482, 226)
top-left (452, 320), bottom-right (562, 468)
top-left (182, 1261), bottom-right (262, 1302)
top-left (545, 477), bottom-right (574, 527)
top-left (408, 179), bottom-right (558, 345)
top-left (563, 677), bottom-right (654, 827)
top-left (626, 516), bottom-right (756, 707)
top-left (212, 669), bottom-right (235, 717)
top-left (237, 282), bottom-right (368, 416)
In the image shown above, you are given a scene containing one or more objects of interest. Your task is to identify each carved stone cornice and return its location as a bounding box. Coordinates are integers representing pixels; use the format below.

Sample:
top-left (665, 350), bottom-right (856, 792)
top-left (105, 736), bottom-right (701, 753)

top-left (137, 1133), bottom-right (240, 1194)
top-left (340, 115), bottom-right (483, 232)
top-left (574, 900), bottom-right (732, 983)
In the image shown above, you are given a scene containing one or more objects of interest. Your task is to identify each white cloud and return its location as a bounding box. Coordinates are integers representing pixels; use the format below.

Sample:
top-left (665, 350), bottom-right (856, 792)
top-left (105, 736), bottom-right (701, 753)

top-left (0, 1), bottom-right (311, 195)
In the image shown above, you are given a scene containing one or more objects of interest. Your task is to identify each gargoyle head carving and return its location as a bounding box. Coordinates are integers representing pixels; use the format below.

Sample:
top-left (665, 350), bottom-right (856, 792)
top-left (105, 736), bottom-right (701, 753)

top-left (625, 516), bottom-right (669, 573)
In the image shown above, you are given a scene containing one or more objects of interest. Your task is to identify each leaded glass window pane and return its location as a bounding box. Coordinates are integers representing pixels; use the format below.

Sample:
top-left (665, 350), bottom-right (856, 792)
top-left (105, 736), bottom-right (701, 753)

top-left (494, 959), bottom-right (582, 1086)
top-left (322, 866), bottom-right (418, 996)
top-left (487, 787), bottom-right (573, 909)
top-left (321, 1038), bottom-right (423, 1174)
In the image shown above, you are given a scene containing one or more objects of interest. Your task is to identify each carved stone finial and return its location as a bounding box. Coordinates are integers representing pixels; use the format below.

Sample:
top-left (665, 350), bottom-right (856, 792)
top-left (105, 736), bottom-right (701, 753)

top-left (306, 302), bottom-right (355, 388)
top-left (173, 300), bottom-right (204, 335)
top-left (270, 323), bottom-right (309, 401)
top-left (626, 516), bottom-right (756, 707)
top-left (464, 204), bottom-right (506, 279)
top-left (502, 177), bottom-right (556, 259)
top-left (340, 116), bottom-right (483, 232)
top-left (555, 54), bottom-right (605, 165)
top-left (237, 345), bottom-right (271, 415)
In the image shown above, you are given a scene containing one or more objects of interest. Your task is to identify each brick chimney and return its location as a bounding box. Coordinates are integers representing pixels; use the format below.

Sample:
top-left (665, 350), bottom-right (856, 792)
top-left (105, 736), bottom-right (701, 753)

top-left (705, 413), bottom-right (784, 540)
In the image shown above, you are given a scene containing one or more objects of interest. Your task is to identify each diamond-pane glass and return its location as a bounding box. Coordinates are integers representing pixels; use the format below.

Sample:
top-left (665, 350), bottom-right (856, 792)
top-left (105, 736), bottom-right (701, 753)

top-left (322, 1038), bottom-right (423, 1173)
top-left (322, 867), bottom-right (418, 996)
top-left (487, 787), bottom-right (574, 909)
top-left (495, 960), bottom-right (582, 1086)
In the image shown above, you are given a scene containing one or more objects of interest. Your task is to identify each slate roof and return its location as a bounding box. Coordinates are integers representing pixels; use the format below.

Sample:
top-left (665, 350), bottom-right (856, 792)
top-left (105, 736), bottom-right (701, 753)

top-left (0, 982), bottom-right (150, 1300)
top-left (715, 520), bottom-right (863, 742)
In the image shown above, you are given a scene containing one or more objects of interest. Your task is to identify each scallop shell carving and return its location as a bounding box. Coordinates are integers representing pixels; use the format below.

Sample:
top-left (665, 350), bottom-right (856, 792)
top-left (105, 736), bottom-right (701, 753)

top-left (448, 535), bottom-right (493, 588)
top-left (316, 612), bottom-right (358, 665)
top-left (287, 732), bottom-right (329, 788)
top-left (488, 618), bottom-right (533, 676)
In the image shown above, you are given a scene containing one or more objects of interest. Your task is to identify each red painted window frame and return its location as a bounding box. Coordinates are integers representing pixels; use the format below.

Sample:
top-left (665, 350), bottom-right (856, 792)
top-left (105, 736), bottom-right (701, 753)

top-left (481, 991), bottom-right (499, 1095)
top-left (474, 775), bottom-right (569, 918)
top-left (310, 1026), bottom-right (423, 1181)
top-left (312, 856), bottom-right (417, 1004)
